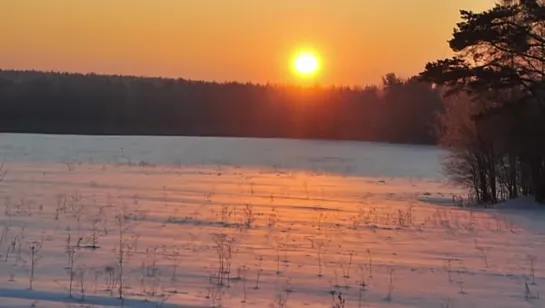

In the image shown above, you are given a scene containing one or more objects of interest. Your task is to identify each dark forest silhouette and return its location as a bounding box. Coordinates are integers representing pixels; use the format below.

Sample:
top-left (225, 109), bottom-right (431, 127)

top-left (421, 0), bottom-right (545, 204)
top-left (0, 70), bottom-right (443, 144)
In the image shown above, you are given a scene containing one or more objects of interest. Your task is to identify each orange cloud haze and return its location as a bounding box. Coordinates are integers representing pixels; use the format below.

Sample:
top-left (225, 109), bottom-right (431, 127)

top-left (0, 0), bottom-right (495, 86)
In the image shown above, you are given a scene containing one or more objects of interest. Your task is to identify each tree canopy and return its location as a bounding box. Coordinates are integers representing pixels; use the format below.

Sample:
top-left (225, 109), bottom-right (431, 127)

top-left (421, 0), bottom-right (545, 105)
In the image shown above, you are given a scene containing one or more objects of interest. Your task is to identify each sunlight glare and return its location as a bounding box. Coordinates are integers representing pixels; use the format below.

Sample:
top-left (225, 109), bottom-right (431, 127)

top-left (293, 52), bottom-right (320, 76)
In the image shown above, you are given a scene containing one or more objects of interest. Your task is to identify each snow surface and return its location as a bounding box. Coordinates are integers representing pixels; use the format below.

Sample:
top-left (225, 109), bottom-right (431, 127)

top-left (0, 133), bottom-right (542, 308)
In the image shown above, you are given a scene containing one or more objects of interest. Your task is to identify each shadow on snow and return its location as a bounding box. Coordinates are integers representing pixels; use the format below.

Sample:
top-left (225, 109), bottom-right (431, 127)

top-left (0, 287), bottom-right (204, 308)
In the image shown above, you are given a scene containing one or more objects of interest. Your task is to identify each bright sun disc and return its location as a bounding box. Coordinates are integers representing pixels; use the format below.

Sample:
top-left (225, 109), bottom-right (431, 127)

top-left (294, 53), bottom-right (319, 75)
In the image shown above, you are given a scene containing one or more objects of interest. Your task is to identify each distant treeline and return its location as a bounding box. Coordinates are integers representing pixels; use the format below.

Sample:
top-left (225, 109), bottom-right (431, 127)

top-left (0, 70), bottom-right (443, 144)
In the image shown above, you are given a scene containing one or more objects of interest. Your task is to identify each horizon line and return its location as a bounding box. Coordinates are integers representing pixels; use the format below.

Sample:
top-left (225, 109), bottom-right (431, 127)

top-left (0, 67), bottom-right (418, 90)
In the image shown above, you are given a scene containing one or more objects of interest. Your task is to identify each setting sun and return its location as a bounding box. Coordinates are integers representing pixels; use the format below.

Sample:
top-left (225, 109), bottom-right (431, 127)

top-left (293, 52), bottom-right (320, 76)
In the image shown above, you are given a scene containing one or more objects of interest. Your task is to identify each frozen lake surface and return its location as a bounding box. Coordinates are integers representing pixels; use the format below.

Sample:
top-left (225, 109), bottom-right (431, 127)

top-left (0, 134), bottom-right (445, 179)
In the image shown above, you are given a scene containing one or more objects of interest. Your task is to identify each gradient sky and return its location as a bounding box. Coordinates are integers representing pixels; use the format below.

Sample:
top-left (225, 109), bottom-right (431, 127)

top-left (1, 1), bottom-right (495, 86)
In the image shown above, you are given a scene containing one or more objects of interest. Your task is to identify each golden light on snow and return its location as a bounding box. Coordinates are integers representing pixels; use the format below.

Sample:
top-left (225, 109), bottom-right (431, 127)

top-left (0, 134), bottom-right (536, 307)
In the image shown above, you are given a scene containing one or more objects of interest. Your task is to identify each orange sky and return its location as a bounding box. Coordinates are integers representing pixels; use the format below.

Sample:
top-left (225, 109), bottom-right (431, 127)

top-left (0, 0), bottom-right (495, 86)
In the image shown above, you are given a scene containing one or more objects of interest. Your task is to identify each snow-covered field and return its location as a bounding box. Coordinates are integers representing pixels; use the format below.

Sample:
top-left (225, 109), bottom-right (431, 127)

top-left (0, 134), bottom-right (542, 308)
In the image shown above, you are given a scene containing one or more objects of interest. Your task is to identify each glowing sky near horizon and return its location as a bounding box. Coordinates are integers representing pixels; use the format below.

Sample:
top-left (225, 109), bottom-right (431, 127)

top-left (0, 1), bottom-right (495, 86)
